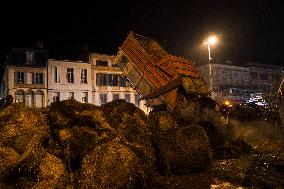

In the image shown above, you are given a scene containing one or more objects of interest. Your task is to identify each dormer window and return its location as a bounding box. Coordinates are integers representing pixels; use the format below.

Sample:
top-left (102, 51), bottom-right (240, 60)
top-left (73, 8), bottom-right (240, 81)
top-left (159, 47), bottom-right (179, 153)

top-left (25, 51), bottom-right (34, 65)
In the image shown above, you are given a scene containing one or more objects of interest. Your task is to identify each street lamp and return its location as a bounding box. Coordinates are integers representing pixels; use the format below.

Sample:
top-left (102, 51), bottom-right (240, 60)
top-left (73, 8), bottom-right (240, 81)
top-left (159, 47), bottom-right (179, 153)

top-left (204, 35), bottom-right (218, 95)
top-left (206, 36), bottom-right (217, 63)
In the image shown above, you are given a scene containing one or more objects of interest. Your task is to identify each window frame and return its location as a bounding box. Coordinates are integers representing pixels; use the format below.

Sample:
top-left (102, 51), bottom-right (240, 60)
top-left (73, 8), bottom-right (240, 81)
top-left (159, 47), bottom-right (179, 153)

top-left (81, 69), bottom-right (88, 84)
top-left (67, 68), bottom-right (74, 83)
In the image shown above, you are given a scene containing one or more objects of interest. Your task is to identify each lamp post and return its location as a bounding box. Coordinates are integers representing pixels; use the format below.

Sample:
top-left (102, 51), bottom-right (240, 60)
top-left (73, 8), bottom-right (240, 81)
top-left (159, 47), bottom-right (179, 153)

top-left (207, 36), bottom-right (217, 63)
top-left (205, 36), bottom-right (217, 95)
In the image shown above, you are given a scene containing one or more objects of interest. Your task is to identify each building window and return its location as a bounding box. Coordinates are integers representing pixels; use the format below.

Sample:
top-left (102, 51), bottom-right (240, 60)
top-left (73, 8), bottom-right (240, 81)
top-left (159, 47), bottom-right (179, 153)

top-left (111, 74), bottom-right (119, 86)
top-left (100, 93), bottom-right (108, 105)
top-left (82, 92), bottom-right (88, 103)
top-left (135, 94), bottom-right (140, 107)
top-left (120, 76), bottom-right (130, 87)
top-left (81, 69), bottom-right (88, 83)
top-left (251, 72), bottom-right (258, 79)
top-left (68, 92), bottom-right (74, 99)
top-left (96, 73), bottom-right (109, 86)
top-left (53, 92), bottom-right (60, 102)
top-left (125, 94), bottom-right (130, 103)
top-left (67, 68), bottom-right (74, 83)
top-left (96, 60), bottom-right (108, 67)
top-left (25, 90), bottom-right (34, 107)
top-left (35, 90), bottom-right (44, 108)
top-left (259, 73), bottom-right (268, 80)
top-left (25, 52), bottom-right (34, 65)
top-left (113, 94), bottom-right (119, 101)
top-left (33, 73), bottom-right (44, 84)
top-left (15, 90), bottom-right (24, 103)
top-left (53, 66), bottom-right (60, 83)
top-left (14, 72), bottom-right (25, 84)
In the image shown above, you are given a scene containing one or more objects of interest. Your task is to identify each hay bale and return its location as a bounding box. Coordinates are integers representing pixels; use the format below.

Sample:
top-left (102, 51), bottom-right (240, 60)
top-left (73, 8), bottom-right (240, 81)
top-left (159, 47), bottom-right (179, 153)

top-left (79, 142), bottom-right (139, 189)
top-left (101, 99), bottom-right (151, 145)
top-left (0, 104), bottom-right (49, 153)
top-left (31, 153), bottom-right (70, 189)
top-left (101, 100), bottom-right (155, 174)
top-left (47, 100), bottom-right (116, 173)
top-left (150, 111), bottom-right (212, 176)
top-left (0, 103), bottom-right (50, 179)
top-left (48, 99), bottom-right (112, 130)
top-left (0, 147), bottom-right (20, 176)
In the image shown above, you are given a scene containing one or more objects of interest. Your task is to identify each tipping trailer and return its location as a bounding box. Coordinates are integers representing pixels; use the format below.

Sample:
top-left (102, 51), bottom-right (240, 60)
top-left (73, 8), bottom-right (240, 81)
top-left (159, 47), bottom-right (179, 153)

top-left (113, 31), bottom-right (208, 111)
top-left (114, 32), bottom-right (213, 187)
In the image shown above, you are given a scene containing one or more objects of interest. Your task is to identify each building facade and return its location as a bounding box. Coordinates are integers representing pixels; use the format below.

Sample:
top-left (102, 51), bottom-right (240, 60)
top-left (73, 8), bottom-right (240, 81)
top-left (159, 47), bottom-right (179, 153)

top-left (198, 62), bottom-right (284, 104)
top-left (0, 48), bottom-right (48, 107)
top-left (47, 60), bottom-right (92, 105)
top-left (246, 62), bottom-right (283, 93)
top-left (90, 53), bottom-right (148, 113)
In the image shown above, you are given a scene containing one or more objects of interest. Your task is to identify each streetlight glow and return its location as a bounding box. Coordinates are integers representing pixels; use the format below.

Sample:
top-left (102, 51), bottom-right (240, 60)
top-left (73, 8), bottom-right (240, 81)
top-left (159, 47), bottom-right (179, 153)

top-left (208, 36), bottom-right (217, 45)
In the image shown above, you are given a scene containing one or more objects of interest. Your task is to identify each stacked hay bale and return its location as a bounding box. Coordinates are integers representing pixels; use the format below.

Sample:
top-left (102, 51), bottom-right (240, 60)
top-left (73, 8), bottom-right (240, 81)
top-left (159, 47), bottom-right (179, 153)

top-left (78, 100), bottom-right (155, 188)
top-left (0, 98), bottom-right (219, 188)
top-left (79, 142), bottom-right (140, 189)
top-left (148, 103), bottom-right (212, 188)
top-left (47, 100), bottom-right (116, 182)
top-left (0, 103), bottom-right (50, 188)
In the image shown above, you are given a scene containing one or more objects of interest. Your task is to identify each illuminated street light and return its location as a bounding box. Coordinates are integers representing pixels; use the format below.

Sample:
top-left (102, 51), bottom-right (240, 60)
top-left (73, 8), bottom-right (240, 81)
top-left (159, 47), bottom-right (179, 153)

top-left (206, 36), bottom-right (217, 63)
top-left (204, 35), bottom-right (218, 95)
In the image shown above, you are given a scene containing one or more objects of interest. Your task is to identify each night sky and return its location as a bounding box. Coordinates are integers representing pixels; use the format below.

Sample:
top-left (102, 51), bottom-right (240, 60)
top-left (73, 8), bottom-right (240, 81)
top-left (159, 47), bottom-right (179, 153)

top-left (0, 0), bottom-right (283, 66)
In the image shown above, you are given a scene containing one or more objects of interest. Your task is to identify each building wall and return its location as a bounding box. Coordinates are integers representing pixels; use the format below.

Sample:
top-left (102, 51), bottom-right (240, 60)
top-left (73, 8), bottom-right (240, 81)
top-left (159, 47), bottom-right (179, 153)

top-left (90, 53), bottom-right (149, 113)
top-left (47, 60), bottom-right (92, 105)
top-left (198, 62), bottom-right (284, 104)
top-left (248, 66), bottom-right (283, 93)
top-left (4, 66), bottom-right (48, 107)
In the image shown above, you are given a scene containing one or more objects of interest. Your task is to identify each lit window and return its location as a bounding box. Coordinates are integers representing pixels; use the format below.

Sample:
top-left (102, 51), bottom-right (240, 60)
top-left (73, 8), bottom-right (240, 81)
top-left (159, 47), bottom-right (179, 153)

top-left (81, 69), bottom-right (88, 83)
top-left (67, 68), bottom-right (74, 83)
top-left (82, 92), bottom-right (88, 103)
top-left (15, 90), bottom-right (24, 103)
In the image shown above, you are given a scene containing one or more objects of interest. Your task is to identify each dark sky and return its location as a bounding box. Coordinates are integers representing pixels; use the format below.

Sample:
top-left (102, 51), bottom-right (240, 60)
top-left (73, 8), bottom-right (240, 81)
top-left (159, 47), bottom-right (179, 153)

top-left (0, 0), bottom-right (283, 66)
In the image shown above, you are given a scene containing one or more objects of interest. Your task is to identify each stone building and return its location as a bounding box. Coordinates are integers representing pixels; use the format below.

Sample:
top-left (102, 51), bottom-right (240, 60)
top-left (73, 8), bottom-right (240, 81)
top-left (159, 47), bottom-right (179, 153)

top-left (47, 59), bottom-right (92, 104)
top-left (246, 62), bottom-right (283, 93)
top-left (198, 61), bottom-right (283, 104)
top-left (90, 53), bottom-right (148, 113)
top-left (198, 62), bottom-right (251, 103)
top-left (0, 48), bottom-right (48, 107)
